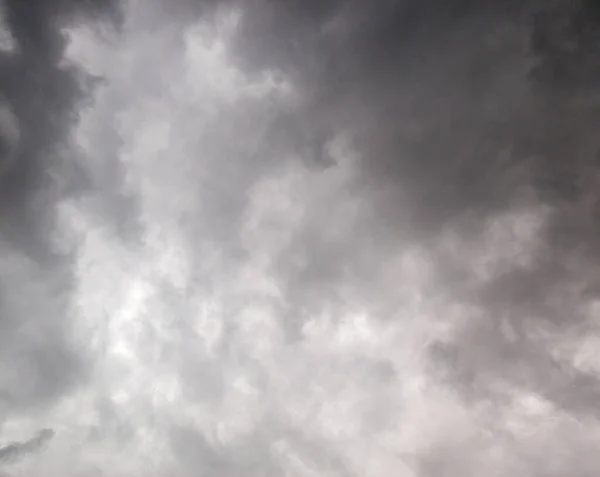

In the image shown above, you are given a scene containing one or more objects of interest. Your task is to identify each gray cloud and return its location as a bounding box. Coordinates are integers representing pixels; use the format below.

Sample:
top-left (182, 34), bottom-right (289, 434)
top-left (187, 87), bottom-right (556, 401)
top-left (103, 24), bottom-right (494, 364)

top-left (0, 429), bottom-right (54, 463)
top-left (3, 0), bottom-right (600, 475)
top-left (0, 0), bottom-right (122, 438)
top-left (221, 0), bottom-right (600, 410)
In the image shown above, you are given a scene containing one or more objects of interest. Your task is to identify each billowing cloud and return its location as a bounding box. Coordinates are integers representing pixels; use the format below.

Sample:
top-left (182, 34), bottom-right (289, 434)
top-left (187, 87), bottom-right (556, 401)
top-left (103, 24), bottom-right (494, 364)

top-left (2, 0), bottom-right (600, 476)
top-left (0, 0), bottom-right (121, 450)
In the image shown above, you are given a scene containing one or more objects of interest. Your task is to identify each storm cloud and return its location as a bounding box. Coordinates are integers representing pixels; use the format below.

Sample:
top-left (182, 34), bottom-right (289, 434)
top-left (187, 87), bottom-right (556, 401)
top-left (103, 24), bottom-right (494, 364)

top-left (1, 0), bottom-right (600, 475)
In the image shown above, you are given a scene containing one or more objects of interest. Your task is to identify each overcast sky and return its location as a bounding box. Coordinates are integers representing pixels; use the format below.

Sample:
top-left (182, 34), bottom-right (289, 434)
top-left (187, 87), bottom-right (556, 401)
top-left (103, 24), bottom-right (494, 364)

top-left (1, 0), bottom-right (600, 475)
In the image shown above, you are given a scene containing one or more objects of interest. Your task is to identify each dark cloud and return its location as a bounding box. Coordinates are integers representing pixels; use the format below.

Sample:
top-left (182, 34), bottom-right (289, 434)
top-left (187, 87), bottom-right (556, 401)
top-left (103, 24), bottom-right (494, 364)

top-left (0, 0), bottom-right (121, 423)
top-left (0, 428), bottom-right (54, 463)
top-left (68, 0), bottom-right (600, 472)
top-left (211, 0), bottom-right (600, 418)
top-left (2, 0), bottom-right (600, 473)
top-left (0, 0), bottom-right (123, 255)
top-left (106, 0), bottom-right (600, 442)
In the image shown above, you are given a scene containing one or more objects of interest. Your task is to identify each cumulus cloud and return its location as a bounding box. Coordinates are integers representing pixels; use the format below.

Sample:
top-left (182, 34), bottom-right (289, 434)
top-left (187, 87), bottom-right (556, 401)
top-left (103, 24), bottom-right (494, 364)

top-left (2, 0), bottom-right (600, 476)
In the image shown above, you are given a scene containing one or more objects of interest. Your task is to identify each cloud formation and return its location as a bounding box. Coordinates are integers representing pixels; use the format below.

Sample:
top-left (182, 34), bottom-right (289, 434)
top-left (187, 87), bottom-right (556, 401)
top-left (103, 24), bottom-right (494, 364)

top-left (2, 0), bottom-right (600, 476)
top-left (0, 0), bottom-right (121, 443)
top-left (0, 429), bottom-right (54, 463)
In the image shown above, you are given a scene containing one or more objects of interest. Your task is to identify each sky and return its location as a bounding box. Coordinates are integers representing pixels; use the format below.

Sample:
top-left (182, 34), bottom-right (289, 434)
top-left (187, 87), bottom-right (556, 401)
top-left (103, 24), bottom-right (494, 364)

top-left (1, 0), bottom-right (600, 475)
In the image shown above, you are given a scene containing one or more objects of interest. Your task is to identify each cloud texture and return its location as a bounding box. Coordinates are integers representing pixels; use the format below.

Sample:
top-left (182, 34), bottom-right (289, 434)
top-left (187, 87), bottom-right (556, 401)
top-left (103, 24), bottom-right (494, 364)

top-left (1, 0), bottom-right (600, 475)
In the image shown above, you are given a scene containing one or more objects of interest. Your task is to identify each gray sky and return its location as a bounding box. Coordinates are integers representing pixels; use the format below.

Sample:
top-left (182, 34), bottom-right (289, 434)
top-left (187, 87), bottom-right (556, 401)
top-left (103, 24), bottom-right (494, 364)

top-left (1, 0), bottom-right (600, 475)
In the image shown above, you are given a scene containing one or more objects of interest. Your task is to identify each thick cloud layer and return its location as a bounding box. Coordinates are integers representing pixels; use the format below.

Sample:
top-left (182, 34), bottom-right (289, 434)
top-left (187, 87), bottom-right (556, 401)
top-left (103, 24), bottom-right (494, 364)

top-left (1, 0), bottom-right (600, 475)
top-left (0, 0), bottom-right (121, 451)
